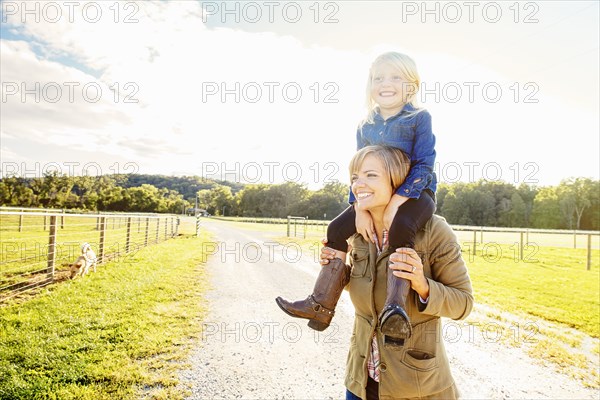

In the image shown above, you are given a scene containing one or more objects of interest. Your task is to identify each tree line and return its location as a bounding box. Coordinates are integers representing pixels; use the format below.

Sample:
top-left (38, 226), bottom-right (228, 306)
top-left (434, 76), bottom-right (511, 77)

top-left (0, 173), bottom-right (598, 230)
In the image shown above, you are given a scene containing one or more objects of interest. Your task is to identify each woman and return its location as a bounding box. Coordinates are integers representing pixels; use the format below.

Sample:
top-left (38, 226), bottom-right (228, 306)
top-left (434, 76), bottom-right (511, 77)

top-left (327, 145), bottom-right (474, 400)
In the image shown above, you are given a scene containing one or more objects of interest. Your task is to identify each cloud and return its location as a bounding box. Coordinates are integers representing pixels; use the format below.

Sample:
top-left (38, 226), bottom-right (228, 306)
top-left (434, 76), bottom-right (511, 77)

top-left (1, 1), bottom-right (598, 187)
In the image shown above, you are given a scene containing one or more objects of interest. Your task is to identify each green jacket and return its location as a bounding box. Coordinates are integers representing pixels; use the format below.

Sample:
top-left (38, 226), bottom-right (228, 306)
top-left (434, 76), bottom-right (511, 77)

top-left (344, 215), bottom-right (474, 399)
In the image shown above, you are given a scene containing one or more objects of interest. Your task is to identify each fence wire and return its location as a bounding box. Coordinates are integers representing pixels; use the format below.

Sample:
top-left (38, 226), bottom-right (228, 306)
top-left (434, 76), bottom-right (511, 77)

top-left (0, 211), bottom-right (180, 301)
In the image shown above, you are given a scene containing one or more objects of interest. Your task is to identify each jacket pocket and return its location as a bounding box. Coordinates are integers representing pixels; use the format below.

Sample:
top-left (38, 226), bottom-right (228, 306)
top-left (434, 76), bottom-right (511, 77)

top-left (349, 246), bottom-right (369, 278)
top-left (402, 348), bottom-right (437, 371)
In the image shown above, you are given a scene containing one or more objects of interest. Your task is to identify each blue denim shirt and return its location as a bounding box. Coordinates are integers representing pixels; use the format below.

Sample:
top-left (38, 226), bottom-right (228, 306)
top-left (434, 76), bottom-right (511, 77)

top-left (349, 104), bottom-right (437, 202)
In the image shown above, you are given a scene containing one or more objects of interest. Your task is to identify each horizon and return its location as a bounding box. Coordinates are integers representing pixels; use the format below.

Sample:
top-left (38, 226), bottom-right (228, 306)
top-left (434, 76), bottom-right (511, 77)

top-left (2, 166), bottom-right (596, 192)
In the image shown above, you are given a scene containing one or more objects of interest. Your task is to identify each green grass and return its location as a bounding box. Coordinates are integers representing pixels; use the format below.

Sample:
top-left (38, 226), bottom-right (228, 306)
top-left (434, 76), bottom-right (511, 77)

top-left (465, 244), bottom-right (600, 337)
top-left (0, 228), bottom-right (211, 400)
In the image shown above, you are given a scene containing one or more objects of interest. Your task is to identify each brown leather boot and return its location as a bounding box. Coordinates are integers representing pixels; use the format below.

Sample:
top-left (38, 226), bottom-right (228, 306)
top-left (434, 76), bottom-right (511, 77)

top-left (275, 258), bottom-right (350, 331)
top-left (378, 264), bottom-right (412, 349)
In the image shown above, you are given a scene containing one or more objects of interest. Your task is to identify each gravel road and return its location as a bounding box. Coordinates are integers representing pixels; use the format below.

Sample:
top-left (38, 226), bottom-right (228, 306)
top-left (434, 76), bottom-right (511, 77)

top-left (179, 219), bottom-right (599, 399)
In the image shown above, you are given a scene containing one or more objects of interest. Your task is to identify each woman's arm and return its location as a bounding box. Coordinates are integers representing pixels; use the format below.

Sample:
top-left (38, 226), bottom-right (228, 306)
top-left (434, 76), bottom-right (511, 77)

top-left (388, 218), bottom-right (473, 320)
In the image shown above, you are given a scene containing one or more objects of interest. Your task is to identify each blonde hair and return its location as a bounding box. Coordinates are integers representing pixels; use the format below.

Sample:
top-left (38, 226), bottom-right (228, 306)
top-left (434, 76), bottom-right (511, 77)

top-left (349, 145), bottom-right (410, 191)
top-left (363, 52), bottom-right (423, 125)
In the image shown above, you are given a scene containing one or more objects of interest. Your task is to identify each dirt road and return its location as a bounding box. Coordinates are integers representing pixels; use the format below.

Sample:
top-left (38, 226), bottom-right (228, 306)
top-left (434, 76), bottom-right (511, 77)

top-left (179, 219), bottom-right (599, 399)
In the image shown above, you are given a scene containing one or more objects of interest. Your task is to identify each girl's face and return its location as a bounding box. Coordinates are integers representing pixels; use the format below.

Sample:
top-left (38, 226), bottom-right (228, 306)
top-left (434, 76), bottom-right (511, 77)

top-left (351, 154), bottom-right (393, 213)
top-left (370, 62), bottom-right (410, 118)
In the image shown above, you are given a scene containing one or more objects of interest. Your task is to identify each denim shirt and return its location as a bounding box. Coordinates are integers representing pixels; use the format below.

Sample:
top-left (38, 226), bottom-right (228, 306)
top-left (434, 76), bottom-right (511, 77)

top-left (349, 104), bottom-right (437, 202)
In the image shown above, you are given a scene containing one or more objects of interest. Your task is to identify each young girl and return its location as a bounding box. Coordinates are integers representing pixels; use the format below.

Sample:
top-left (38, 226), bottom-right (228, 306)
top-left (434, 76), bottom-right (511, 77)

top-left (276, 52), bottom-right (437, 348)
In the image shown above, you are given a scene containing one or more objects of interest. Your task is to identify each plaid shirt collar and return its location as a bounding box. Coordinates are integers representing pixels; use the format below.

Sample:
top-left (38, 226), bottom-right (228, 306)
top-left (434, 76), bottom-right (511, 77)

top-left (373, 229), bottom-right (389, 256)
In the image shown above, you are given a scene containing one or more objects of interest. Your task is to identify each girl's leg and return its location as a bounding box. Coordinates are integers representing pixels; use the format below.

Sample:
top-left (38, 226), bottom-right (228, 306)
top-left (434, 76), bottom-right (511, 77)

top-left (388, 190), bottom-right (436, 249)
top-left (380, 191), bottom-right (436, 348)
top-left (326, 205), bottom-right (357, 253)
top-left (275, 206), bottom-right (356, 331)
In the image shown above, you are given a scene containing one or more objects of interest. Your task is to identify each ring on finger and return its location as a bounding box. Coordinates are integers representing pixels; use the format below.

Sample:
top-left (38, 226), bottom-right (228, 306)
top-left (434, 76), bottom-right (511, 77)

top-left (411, 266), bottom-right (416, 273)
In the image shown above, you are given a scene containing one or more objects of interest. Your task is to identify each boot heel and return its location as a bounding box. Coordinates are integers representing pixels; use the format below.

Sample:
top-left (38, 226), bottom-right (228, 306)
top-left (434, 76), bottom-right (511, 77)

top-left (308, 319), bottom-right (329, 331)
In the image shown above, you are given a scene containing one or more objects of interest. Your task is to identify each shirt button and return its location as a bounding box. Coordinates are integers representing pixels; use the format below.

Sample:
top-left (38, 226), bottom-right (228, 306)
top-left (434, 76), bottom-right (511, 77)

top-left (404, 189), bottom-right (409, 193)
top-left (380, 363), bottom-right (387, 372)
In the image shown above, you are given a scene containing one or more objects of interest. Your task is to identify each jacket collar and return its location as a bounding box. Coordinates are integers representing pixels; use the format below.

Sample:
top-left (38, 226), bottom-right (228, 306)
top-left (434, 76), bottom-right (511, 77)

top-left (373, 103), bottom-right (416, 122)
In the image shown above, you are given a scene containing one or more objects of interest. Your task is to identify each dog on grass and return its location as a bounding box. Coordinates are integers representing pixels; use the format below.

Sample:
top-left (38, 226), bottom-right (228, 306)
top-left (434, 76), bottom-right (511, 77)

top-left (69, 242), bottom-right (98, 279)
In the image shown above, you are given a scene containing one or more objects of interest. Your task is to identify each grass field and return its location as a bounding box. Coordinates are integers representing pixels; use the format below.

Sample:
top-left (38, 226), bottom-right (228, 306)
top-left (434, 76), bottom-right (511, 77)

top-left (1, 215), bottom-right (598, 395)
top-left (1, 214), bottom-right (179, 297)
top-left (0, 219), bottom-right (210, 400)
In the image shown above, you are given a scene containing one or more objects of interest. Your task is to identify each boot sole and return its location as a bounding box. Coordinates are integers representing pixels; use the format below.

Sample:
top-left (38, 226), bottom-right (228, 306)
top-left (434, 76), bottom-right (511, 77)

top-left (380, 313), bottom-right (412, 338)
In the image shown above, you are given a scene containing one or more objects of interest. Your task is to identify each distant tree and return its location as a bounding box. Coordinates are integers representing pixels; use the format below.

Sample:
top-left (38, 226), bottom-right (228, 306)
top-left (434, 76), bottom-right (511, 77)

top-left (516, 183), bottom-right (538, 227)
top-left (557, 178), bottom-right (596, 229)
top-left (235, 184), bottom-right (269, 217)
top-left (531, 186), bottom-right (562, 229)
top-left (212, 184), bottom-right (235, 216)
top-left (0, 177), bottom-right (34, 206)
top-left (508, 192), bottom-right (526, 227)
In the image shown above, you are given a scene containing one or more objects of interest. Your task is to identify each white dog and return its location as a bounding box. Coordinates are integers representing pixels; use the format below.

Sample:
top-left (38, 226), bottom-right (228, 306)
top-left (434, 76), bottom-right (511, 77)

top-left (69, 242), bottom-right (98, 279)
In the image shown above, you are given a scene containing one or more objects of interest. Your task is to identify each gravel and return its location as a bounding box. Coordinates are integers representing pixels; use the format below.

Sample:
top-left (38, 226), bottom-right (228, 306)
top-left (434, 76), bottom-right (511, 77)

top-left (178, 219), bottom-right (599, 400)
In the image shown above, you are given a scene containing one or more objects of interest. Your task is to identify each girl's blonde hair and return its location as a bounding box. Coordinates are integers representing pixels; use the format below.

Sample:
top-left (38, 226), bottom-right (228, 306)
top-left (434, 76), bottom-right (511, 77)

top-left (349, 145), bottom-right (411, 191)
top-left (363, 52), bottom-right (423, 125)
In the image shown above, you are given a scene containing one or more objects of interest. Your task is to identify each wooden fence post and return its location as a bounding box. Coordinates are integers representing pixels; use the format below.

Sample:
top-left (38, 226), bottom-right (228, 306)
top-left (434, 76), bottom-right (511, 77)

top-left (18, 213), bottom-right (23, 232)
top-left (144, 217), bottom-right (150, 246)
top-left (587, 234), bottom-right (592, 271)
top-left (61, 209), bottom-right (65, 229)
top-left (573, 230), bottom-right (577, 249)
top-left (125, 217), bottom-right (132, 253)
top-left (520, 231), bottom-right (524, 261)
top-left (303, 217), bottom-right (307, 239)
top-left (155, 218), bottom-right (160, 243)
top-left (472, 230), bottom-right (477, 256)
top-left (98, 217), bottom-right (106, 264)
top-left (287, 216), bottom-right (290, 237)
top-left (164, 218), bottom-right (168, 240)
top-left (46, 216), bottom-right (57, 280)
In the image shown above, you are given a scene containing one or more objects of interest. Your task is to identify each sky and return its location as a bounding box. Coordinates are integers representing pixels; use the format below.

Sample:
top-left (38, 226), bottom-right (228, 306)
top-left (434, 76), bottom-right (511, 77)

top-left (1, 0), bottom-right (598, 190)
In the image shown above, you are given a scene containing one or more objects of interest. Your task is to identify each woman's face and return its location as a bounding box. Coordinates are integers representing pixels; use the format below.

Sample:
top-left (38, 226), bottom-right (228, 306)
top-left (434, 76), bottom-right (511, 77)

top-left (351, 154), bottom-right (393, 212)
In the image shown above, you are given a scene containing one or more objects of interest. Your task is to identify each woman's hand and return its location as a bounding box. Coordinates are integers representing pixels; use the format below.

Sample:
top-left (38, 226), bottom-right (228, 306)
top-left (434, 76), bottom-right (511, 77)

top-left (355, 207), bottom-right (375, 243)
top-left (319, 238), bottom-right (350, 265)
top-left (388, 247), bottom-right (430, 301)
top-left (383, 194), bottom-right (409, 230)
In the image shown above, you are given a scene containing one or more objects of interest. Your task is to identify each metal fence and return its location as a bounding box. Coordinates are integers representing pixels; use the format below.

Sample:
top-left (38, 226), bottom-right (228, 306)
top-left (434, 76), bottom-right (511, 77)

top-left (214, 216), bottom-right (599, 270)
top-left (450, 225), bottom-right (599, 270)
top-left (0, 210), bottom-right (180, 301)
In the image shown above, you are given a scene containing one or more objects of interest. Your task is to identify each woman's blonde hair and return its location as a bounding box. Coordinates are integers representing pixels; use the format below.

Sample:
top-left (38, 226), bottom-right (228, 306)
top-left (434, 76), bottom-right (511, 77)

top-left (363, 52), bottom-right (423, 124)
top-left (349, 145), bottom-right (410, 191)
